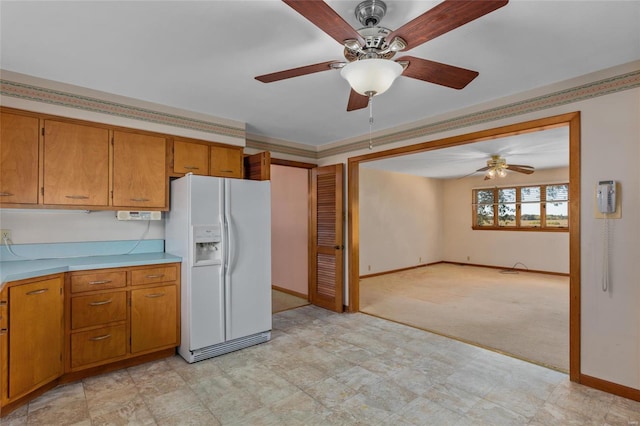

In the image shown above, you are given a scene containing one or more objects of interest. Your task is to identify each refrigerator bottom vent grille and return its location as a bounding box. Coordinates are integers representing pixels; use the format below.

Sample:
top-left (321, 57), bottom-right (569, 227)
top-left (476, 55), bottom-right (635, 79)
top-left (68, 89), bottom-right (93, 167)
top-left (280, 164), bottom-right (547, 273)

top-left (190, 331), bottom-right (271, 363)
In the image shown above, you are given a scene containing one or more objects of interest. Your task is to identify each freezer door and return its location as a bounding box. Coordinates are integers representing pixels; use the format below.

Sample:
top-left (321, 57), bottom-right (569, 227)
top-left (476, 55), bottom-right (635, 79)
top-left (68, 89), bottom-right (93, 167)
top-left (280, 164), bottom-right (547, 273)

top-left (225, 179), bottom-right (272, 340)
top-left (189, 264), bottom-right (225, 349)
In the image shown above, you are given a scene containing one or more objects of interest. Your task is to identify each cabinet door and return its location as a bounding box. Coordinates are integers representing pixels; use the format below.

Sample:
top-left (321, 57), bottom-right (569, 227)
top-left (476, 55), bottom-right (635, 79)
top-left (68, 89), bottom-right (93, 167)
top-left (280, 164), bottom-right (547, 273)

top-left (130, 285), bottom-right (177, 354)
top-left (112, 131), bottom-right (167, 209)
top-left (0, 112), bottom-right (40, 204)
top-left (43, 120), bottom-right (109, 206)
top-left (173, 140), bottom-right (208, 175)
top-left (210, 146), bottom-right (243, 178)
top-left (8, 276), bottom-right (63, 399)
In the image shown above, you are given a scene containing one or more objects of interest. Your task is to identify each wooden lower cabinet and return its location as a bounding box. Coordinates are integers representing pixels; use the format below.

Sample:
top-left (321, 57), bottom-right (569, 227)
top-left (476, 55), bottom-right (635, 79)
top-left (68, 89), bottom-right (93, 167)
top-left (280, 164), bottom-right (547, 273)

top-left (0, 262), bottom-right (180, 417)
top-left (131, 285), bottom-right (178, 354)
top-left (0, 274), bottom-right (64, 409)
top-left (70, 324), bottom-right (128, 369)
top-left (67, 263), bottom-right (180, 372)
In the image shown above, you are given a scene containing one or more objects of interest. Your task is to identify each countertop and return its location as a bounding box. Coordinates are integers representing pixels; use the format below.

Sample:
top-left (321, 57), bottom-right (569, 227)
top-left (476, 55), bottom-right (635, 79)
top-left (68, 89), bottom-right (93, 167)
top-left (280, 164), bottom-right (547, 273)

top-left (0, 240), bottom-right (181, 291)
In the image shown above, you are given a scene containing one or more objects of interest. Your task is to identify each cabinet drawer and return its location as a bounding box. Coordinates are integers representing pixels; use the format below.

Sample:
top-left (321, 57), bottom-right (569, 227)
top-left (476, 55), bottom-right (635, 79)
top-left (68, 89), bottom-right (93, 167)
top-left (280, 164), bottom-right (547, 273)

top-left (71, 292), bottom-right (127, 330)
top-left (70, 324), bottom-right (127, 368)
top-left (131, 265), bottom-right (177, 286)
top-left (71, 271), bottom-right (126, 293)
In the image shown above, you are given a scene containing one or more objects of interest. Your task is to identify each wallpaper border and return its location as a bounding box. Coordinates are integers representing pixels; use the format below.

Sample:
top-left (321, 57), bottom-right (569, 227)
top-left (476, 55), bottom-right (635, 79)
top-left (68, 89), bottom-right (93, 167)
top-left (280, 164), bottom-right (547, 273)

top-left (0, 80), bottom-right (246, 140)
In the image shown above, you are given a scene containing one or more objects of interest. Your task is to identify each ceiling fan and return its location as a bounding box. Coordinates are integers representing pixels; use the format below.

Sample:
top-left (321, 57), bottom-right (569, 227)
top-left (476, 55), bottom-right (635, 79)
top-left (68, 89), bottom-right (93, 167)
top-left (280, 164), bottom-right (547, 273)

top-left (477, 155), bottom-right (535, 180)
top-left (255, 0), bottom-right (509, 112)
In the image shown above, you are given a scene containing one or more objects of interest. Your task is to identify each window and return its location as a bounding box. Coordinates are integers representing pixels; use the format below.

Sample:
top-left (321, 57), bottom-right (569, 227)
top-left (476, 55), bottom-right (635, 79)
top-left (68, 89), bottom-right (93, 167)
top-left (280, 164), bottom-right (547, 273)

top-left (472, 183), bottom-right (568, 231)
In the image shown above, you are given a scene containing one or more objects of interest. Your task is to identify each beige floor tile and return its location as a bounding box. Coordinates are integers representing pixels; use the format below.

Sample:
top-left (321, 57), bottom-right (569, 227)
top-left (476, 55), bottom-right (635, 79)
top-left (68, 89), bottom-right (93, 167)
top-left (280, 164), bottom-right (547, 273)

top-left (5, 305), bottom-right (638, 426)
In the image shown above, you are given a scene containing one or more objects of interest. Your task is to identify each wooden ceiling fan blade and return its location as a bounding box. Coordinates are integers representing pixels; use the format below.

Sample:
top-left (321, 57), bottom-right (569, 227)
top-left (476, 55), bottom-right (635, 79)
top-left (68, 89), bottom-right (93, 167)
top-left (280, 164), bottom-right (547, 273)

top-left (282, 0), bottom-right (364, 46)
top-left (476, 166), bottom-right (491, 172)
top-left (507, 165), bottom-right (535, 174)
top-left (387, 0), bottom-right (508, 50)
top-left (255, 61), bottom-right (339, 83)
top-left (397, 56), bottom-right (479, 89)
top-left (347, 89), bottom-right (369, 112)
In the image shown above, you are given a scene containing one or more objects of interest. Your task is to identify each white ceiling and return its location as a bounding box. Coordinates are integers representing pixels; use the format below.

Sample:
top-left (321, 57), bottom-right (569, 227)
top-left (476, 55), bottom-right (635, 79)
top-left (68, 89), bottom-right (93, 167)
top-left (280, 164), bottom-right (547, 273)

top-left (361, 126), bottom-right (569, 179)
top-left (1, 0), bottom-right (639, 151)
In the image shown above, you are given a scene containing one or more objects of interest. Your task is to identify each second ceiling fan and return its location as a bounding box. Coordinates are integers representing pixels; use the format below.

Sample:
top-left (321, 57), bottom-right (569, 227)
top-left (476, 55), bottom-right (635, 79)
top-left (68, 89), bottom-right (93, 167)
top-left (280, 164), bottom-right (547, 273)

top-left (255, 0), bottom-right (508, 111)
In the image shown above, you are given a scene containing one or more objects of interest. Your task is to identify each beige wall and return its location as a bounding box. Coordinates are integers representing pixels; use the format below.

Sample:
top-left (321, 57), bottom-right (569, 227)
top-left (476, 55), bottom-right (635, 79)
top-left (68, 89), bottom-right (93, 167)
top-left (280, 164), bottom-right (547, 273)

top-left (443, 167), bottom-right (570, 273)
top-left (270, 165), bottom-right (309, 296)
top-left (359, 166), bottom-right (569, 275)
top-left (359, 167), bottom-right (443, 274)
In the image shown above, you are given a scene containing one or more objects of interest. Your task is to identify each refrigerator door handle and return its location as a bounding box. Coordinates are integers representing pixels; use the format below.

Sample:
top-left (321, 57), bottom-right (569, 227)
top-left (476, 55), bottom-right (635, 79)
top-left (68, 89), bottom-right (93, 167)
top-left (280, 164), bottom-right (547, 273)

top-left (224, 180), bottom-right (233, 338)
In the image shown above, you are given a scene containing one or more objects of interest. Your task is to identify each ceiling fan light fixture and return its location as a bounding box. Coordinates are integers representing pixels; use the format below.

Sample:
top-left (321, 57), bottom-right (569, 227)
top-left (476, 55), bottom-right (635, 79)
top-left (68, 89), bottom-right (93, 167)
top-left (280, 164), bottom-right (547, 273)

top-left (340, 58), bottom-right (403, 96)
top-left (497, 168), bottom-right (507, 178)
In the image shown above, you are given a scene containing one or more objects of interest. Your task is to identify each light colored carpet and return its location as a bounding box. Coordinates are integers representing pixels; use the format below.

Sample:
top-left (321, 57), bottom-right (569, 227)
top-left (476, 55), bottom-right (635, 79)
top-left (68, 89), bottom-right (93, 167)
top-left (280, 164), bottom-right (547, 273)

top-left (360, 263), bottom-right (569, 371)
top-left (272, 289), bottom-right (309, 313)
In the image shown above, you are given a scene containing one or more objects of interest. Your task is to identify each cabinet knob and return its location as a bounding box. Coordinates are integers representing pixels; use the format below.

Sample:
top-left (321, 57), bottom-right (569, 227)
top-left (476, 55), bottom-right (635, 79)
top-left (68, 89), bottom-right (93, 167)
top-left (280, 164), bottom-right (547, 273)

top-left (88, 280), bottom-right (112, 285)
top-left (26, 288), bottom-right (49, 296)
top-left (88, 299), bottom-right (113, 306)
top-left (144, 293), bottom-right (165, 298)
top-left (88, 334), bottom-right (112, 341)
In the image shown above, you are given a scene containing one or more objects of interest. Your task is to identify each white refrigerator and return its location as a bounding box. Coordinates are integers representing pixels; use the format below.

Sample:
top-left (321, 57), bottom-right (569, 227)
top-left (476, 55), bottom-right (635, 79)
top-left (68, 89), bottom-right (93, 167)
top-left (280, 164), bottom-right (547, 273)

top-left (165, 174), bottom-right (271, 363)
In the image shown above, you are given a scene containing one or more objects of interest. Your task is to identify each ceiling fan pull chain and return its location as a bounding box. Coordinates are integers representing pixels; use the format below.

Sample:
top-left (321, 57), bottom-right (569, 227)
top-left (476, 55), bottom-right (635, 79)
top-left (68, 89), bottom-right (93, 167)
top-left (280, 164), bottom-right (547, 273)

top-left (368, 94), bottom-right (374, 150)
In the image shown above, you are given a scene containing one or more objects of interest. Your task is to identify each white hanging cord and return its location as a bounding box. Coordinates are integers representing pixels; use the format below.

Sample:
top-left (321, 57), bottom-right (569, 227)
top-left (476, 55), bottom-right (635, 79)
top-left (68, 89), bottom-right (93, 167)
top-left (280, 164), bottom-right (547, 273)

top-left (368, 93), bottom-right (374, 150)
top-left (602, 216), bottom-right (610, 292)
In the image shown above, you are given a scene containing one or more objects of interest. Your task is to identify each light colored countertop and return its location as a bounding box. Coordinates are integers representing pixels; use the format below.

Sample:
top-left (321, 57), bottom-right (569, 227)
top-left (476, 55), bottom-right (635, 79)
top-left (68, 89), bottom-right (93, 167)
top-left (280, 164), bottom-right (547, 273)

top-left (0, 240), bottom-right (182, 291)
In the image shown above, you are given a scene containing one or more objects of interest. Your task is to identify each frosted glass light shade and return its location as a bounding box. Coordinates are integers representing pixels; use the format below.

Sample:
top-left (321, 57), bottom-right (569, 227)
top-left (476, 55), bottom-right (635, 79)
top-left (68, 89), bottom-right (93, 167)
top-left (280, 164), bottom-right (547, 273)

top-left (340, 58), bottom-right (403, 96)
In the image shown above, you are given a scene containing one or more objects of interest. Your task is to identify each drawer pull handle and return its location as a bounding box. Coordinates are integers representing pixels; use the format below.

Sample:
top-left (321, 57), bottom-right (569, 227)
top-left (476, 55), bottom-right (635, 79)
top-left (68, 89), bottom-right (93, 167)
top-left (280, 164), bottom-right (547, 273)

top-left (88, 280), bottom-right (112, 285)
top-left (26, 288), bottom-right (48, 296)
top-left (0, 192), bottom-right (14, 197)
top-left (89, 299), bottom-right (113, 306)
top-left (183, 166), bottom-right (200, 170)
top-left (221, 169), bottom-right (234, 173)
top-left (145, 293), bottom-right (165, 298)
top-left (89, 334), bottom-right (111, 341)
top-left (65, 195), bottom-right (89, 200)
top-left (130, 198), bottom-right (150, 202)
top-left (145, 274), bottom-right (164, 279)
top-left (0, 328), bottom-right (7, 335)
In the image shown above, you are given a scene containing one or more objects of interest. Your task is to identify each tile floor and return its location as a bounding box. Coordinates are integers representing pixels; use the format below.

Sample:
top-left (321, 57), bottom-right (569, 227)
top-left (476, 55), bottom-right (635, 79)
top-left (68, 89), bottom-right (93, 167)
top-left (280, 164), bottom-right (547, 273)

top-left (3, 305), bottom-right (640, 425)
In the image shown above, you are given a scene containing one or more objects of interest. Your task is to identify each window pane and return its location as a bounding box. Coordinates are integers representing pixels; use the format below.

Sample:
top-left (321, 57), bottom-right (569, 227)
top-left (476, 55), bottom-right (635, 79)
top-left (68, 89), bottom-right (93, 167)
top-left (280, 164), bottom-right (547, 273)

top-left (547, 184), bottom-right (569, 202)
top-left (476, 204), bottom-right (494, 227)
top-left (498, 188), bottom-right (516, 203)
top-left (546, 201), bottom-right (568, 227)
top-left (521, 186), bottom-right (540, 202)
top-left (498, 203), bottom-right (516, 226)
top-left (476, 189), bottom-right (494, 204)
top-left (521, 203), bottom-right (541, 227)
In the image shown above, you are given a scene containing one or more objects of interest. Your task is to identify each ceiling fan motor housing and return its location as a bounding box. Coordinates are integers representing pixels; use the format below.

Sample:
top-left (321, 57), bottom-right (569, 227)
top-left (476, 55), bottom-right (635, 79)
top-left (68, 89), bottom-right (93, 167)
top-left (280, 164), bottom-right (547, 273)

top-left (355, 0), bottom-right (387, 27)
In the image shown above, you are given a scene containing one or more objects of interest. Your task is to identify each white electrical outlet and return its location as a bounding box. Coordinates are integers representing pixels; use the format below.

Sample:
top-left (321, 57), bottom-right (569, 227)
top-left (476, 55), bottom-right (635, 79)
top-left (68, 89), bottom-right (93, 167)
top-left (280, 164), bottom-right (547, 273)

top-left (0, 229), bottom-right (11, 241)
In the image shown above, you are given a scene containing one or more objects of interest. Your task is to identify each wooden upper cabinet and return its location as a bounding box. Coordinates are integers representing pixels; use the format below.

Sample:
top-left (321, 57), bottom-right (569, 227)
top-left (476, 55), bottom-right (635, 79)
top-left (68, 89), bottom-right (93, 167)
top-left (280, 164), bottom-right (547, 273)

top-left (43, 120), bottom-right (109, 206)
top-left (210, 145), bottom-right (243, 178)
top-left (173, 140), bottom-right (209, 175)
top-left (0, 112), bottom-right (40, 204)
top-left (112, 131), bottom-right (167, 209)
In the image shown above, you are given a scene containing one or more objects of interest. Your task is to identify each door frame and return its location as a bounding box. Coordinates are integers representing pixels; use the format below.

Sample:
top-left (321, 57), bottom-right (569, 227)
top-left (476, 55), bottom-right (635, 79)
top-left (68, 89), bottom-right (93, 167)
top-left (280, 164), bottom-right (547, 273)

top-left (347, 112), bottom-right (581, 381)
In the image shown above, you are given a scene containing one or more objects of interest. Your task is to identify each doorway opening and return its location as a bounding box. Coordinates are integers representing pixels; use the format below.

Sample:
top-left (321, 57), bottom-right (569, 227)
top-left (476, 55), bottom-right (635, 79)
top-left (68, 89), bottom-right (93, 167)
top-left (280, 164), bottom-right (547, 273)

top-left (347, 112), bottom-right (581, 380)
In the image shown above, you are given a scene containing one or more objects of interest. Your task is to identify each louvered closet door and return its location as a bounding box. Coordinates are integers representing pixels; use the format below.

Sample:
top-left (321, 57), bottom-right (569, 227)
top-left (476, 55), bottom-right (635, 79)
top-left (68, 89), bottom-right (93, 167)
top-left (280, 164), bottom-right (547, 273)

top-left (309, 164), bottom-right (344, 312)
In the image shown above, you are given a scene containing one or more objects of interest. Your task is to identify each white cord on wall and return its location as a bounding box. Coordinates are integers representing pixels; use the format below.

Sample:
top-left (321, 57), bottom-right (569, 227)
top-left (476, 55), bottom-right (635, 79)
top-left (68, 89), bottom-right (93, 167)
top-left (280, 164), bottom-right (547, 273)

top-left (602, 215), bottom-right (610, 292)
top-left (1, 220), bottom-right (152, 261)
